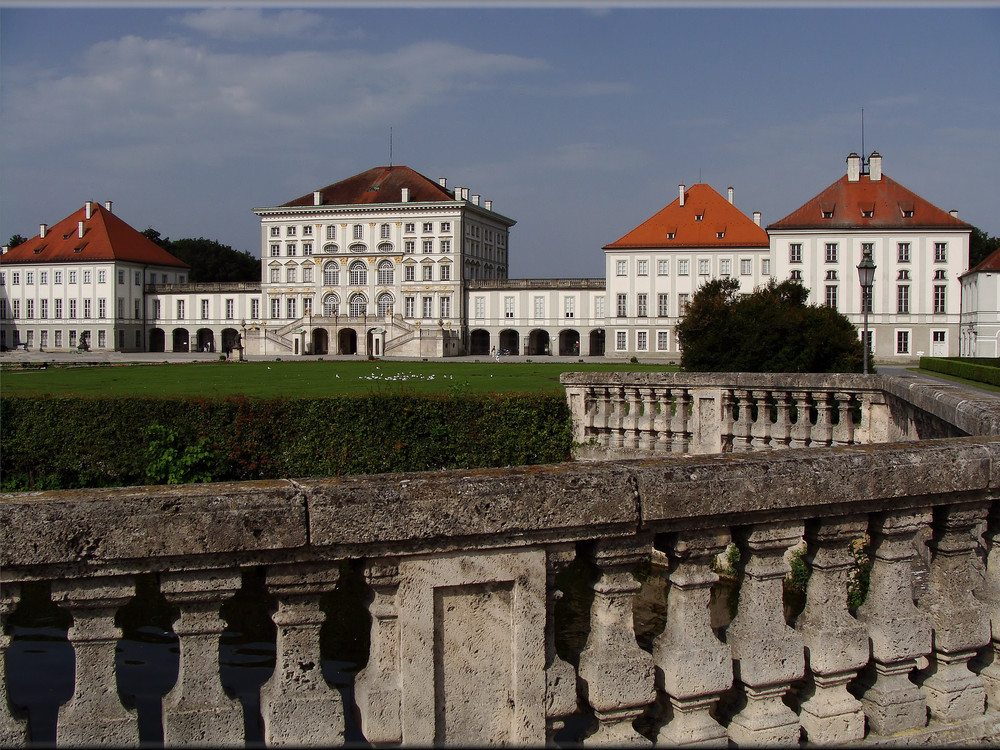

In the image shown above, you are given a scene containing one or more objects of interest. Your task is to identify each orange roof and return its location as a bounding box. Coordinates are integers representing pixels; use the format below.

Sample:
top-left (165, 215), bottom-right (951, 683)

top-left (603, 183), bottom-right (769, 250)
top-left (281, 165), bottom-right (456, 207)
top-left (962, 246), bottom-right (1000, 278)
top-left (0, 203), bottom-right (189, 268)
top-left (767, 172), bottom-right (972, 231)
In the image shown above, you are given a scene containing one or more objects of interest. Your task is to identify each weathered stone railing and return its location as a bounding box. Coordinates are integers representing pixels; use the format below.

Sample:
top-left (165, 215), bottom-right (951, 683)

top-left (4, 374), bottom-right (1000, 747)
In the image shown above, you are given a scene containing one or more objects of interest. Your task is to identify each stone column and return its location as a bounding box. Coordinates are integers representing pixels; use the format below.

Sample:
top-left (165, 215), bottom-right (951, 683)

top-left (654, 389), bottom-right (672, 453)
top-left (725, 522), bottom-right (805, 747)
top-left (749, 390), bottom-right (773, 451)
top-left (578, 536), bottom-right (655, 746)
top-left (794, 516), bottom-right (869, 744)
top-left (622, 386), bottom-right (641, 451)
top-left (637, 386), bottom-right (657, 452)
top-left (854, 510), bottom-right (933, 735)
top-left (718, 389), bottom-right (736, 453)
top-left (812, 392), bottom-right (834, 446)
top-left (354, 559), bottom-right (403, 747)
top-left (979, 503), bottom-right (1000, 708)
top-left (260, 563), bottom-right (343, 746)
top-left (545, 544), bottom-right (579, 743)
top-left (51, 576), bottom-right (139, 746)
top-left (789, 392), bottom-right (812, 448)
top-left (0, 582), bottom-right (28, 746)
top-left (609, 387), bottom-right (626, 450)
top-left (919, 502), bottom-right (990, 721)
top-left (652, 531), bottom-right (732, 747)
top-left (160, 569), bottom-right (244, 747)
top-left (670, 388), bottom-right (691, 454)
top-left (770, 392), bottom-right (792, 449)
top-left (831, 393), bottom-right (857, 446)
top-left (589, 387), bottom-right (609, 449)
top-left (731, 389), bottom-right (753, 453)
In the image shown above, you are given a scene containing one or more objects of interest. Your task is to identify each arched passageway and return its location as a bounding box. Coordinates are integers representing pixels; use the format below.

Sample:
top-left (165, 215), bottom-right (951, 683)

top-left (589, 329), bottom-right (605, 357)
top-left (339, 328), bottom-right (358, 355)
top-left (149, 328), bottom-right (165, 352)
top-left (172, 328), bottom-right (190, 353)
top-left (469, 329), bottom-right (491, 356)
top-left (559, 330), bottom-right (581, 356)
top-left (498, 329), bottom-right (519, 355)
top-left (312, 329), bottom-right (329, 355)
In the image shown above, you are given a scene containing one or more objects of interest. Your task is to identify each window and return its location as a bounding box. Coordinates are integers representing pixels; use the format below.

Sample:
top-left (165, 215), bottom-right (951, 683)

top-left (271, 299), bottom-right (281, 319)
top-left (69, 271), bottom-right (77, 284)
top-left (440, 240), bottom-right (451, 254)
top-left (404, 296), bottom-right (415, 318)
top-left (176, 300), bottom-right (185, 319)
top-left (534, 296), bottom-right (544, 319)
top-left (897, 285), bottom-right (910, 314)
top-left (595, 297), bottom-right (604, 318)
top-left (404, 223), bottom-right (415, 234)
top-left (287, 298), bottom-right (297, 318)
top-left (678, 260), bottom-right (689, 276)
top-left (934, 242), bottom-right (947, 262)
top-left (96, 270), bottom-right (105, 284)
top-left (564, 297), bottom-right (575, 318)
top-left (790, 269), bottom-right (803, 281)
top-left (897, 269), bottom-right (910, 280)
top-left (41, 272), bottom-right (49, 284)
top-left (698, 259), bottom-right (710, 276)
top-left (616, 260), bottom-right (627, 276)
top-left (70, 299), bottom-right (78, 318)
top-left (616, 293), bottom-right (627, 318)
top-left (40, 299), bottom-right (48, 318)
top-left (26, 272), bottom-right (34, 285)
top-left (422, 296), bottom-right (433, 318)
top-left (440, 297), bottom-right (451, 318)
top-left (404, 265), bottom-right (415, 282)
top-left (201, 299), bottom-right (210, 319)
top-left (741, 259), bottom-right (752, 276)
top-left (896, 330), bottom-right (910, 354)
top-left (302, 243), bottom-right (313, 255)
top-left (323, 294), bottom-right (340, 317)
top-left (825, 243), bottom-right (838, 263)
top-left (353, 224), bottom-right (364, 240)
top-left (326, 226), bottom-right (337, 240)
top-left (69, 330), bottom-right (77, 348)
top-left (475, 296), bottom-right (485, 318)
top-left (826, 270), bottom-right (839, 280)
top-left (84, 271), bottom-right (92, 284)
top-left (897, 243), bottom-right (911, 263)
top-left (380, 223), bottom-right (391, 239)
top-left (303, 226), bottom-right (313, 237)
top-left (55, 299), bottom-right (63, 319)
top-left (134, 299), bottom-right (141, 319)
top-left (423, 240), bottom-right (434, 254)
top-left (84, 299), bottom-right (92, 318)
top-left (323, 264), bottom-right (340, 285)
top-left (637, 293), bottom-right (648, 317)
top-left (422, 265), bottom-right (434, 281)
top-left (287, 243), bottom-right (297, 256)
top-left (636, 331), bottom-right (648, 351)
top-left (116, 297), bottom-right (124, 318)
top-left (303, 267), bottom-right (313, 283)
top-left (98, 330), bottom-right (106, 349)
top-left (12, 300), bottom-right (20, 318)
top-left (934, 269), bottom-right (947, 280)
top-left (615, 331), bottom-right (627, 351)
top-left (98, 299), bottom-right (107, 319)
top-left (0, 273), bottom-right (4, 286)
top-left (657, 259), bottom-right (669, 276)
top-left (504, 297), bottom-right (515, 318)
top-left (55, 331), bottom-right (62, 347)
top-left (377, 261), bottom-right (394, 285)
top-left (11, 272), bottom-right (19, 285)
top-left (271, 244), bottom-right (281, 257)
top-left (251, 299), bottom-right (260, 319)
top-left (441, 222), bottom-right (451, 233)
top-left (658, 293), bottom-right (669, 317)
top-left (861, 286), bottom-right (873, 314)
top-left (695, 214), bottom-right (704, 222)
top-left (225, 299), bottom-right (234, 319)
top-left (678, 294), bottom-right (690, 315)
top-left (720, 259), bottom-right (731, 276)
top-left (270, 227), bottom-right (281, 237)
top-left (404, 240), bottom-right (415, 254)
top-left (657, 331), bottom-right (670, 351)
top-left (117, 270), bottom-right (124, 284)
top-left (440, 265), bottom-right (451, 281)
top-left (422, 222), bottom-right (433, 233)
top-left (825, 285), bottom-right (838, 310)
top-left (286, 267), bottom-right (296, 283)
top-left (934, 285), bottom-right (947, 313)
top-left (40, 330), bottom-right (48, 348)
top-left (349, 243), bottom-right (366, 254)
top-left (133, 271), bottom-right (140, 285)
top-left (376, 293), bottom-right (393, 317)
top-left (349, 261), bottom-right (367, 285)
top-left (270, 268), bottom-right (280, 283)
top-left (637, 260), bottom-right (648, 276)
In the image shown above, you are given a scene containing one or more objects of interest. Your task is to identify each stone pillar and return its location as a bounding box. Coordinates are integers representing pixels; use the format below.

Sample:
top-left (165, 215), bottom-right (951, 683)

top-left (794, 516), bottom-right (869, 744)
top-left (789, 392), bottom-right (812, 448)
top-left (51, 576), bottom-right (139, 746)
top-left (749, 390), bottom-right (772, 451)
top-left (719, 389), bottom-right (736, 453)
top-left (979, 503), bottom-right (1000, 707)
top-left (919, 502), bottom-right (990, 721)
top-left (770, 392), bottom-right (792, 449)
top-left (545, 544), bottom-right (579, 743)
top-left (652, 531), bottom-right (732, 747)
top-left (589, 387), bottom-right (609, 449)
top-left (261, 563), bottom-right (343, 746)
top-left (354, 560), bottom-right (403, 746)
top-left (622, 387), bottom-right (640, 451)
top-left (854, 510), bottom-right (933, 735)
top-left (578, 536), bottom-right (655, 746)
top-left (609, 387), bottom-right (626, 450)
top-left (831, 393), bottom-right (857, 446)
top-left (160, 569), bottom-right (244, 747)
top-left (731, 389), bottom-right (753, 453)
top-left (725, 522), bottom-right (805, 747)
top-left (654, 389), bottom-right (672, 453)
top-left (0, 582), bottom-right (28, 746)
top-left (812, 392), bottom-right (834, 446)
top-left (637, 386), bottom-right (657, 452)
top-left (670, 389), bottom-right (691, 454)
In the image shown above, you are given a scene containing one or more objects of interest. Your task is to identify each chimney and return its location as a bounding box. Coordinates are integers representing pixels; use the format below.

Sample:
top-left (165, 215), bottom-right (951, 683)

top-left (104, 201), bottom-right (113, 212)
top-left (401, 187), bottom-right (410, 203)
top-left (78, 221), bottom-right (85, 238)
top-left (679, 184), bottom-right (686, 207)
top-left (846, 152), bottom-right (861, 182)
top-left (462, 188), bottom-right (470, 201)
top-left (868, 151), bottom-right (882, 181)
top-left (728, 187), bottom-right (734, 204)
top-left (39, 223), bottom-right (48, 238)
top-left (85, 201), bottom-right (94, 219)
top-left (950, 210), bottom-right (959, 218)
top-left (471, 194), bottom-right (480, 206)
top-left (753, 211), bottom-right (761, 226)
top-left (1, 246), bottom-right (8, 255)
top-left (485, 199), bottom-right (493, 211)
top-left (439, 177), bottom-right (447, 188)
top-left (313, 191), bottom-right (322, 206)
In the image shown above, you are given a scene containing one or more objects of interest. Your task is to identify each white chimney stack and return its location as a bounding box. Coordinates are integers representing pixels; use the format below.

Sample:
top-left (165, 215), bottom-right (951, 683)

top-left (485, 200), bottom-right (493, 211)
top-left (1, 246), bottom-right (8, 255)
top-left (462, 187), bottom-right (470, 201)
top-left (950, 209), bottom-right (959, 218)
top-left (313, 191), bottom-right (322, 206)
top-left (40, 223), bottom-right (48, 238)
top-left (753, 211), bottom-right (761, 226)
top-left (679, 185), bottom-right (686, 207)
top-left (401, 187), bottom-right (410, 203)
top-left (439, 177), bottom-right (447, 188)
top-left (104, 201), bottom-right (113, 212)
top-left (846, 152), bottom-right (861, 182)
top-left (472, 194), bottom-right (480, 206)
top-left (728, 187), bottom-right (734, 204)
top-left (868, 151), bottom-right (882, 181)
top-left (78, 221), bottom-right (85, 238)
top-left (85, 201), bottom-right (94, 219)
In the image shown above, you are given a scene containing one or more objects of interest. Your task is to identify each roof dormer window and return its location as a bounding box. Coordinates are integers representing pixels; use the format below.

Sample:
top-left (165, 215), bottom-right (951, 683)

top-left (695, 214), bottom-right (704, 222)
top-left (716, 231), bottom-right (725, 239)
top-left (821, 210), bottom-right (833, 219)
top-left (902, 209), bottom-right (913, 218)
top-left (861, 209), bottom-right (874, 218)
top-left (666, 232), bottom-right (676, 239)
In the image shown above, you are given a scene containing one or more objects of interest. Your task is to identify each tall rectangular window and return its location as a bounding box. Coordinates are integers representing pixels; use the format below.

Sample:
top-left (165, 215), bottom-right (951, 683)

top-left (595, 296), bottom-right (604, 319)
top-left (326, 226), bottom-right (336, 240)
top-left (678, 260), bottom-right (689, 275)
top-left (934, 242), bottom-right (947, 262)
top-left (897, 243), bottom-right (911, 262)
top-left (789, 244), bottom-right (802, 263)
top-left (40, 299), bottom-right (48, 318)
top-left (176, 300), bottom-right (184, 319)
top-left (934, 285), bottom-right (947, 313)
top-left (616, 260), bottom-right (627, 276)
top-left (637, 293), bottom-right (648, 317)
top-left (897, 285), bottom-right (910, 314)
top-left (422, 296), bottom-right (433, 318)
top-left (474, 296), bottom-right (485, 318)
top-left (564, 296), bottom-right (575, 318)
top-left (534, 296), bottom-right (544, 319)
top-left (637, 260), bottom-right (648, 276)
top-left (26, 299), bottom-right (34, 318)
top-left (504, 297), bottom-right (515, 318)
top-left (825, 285), bottom-right (838, 310)
top-left (270, 299), bottom-right (281, 319)
top-left (251, 299), bottom-right (260, 319)
top-left (440, 265), bottom-right (451, 281)
top-left (201, 299), bottom-right (210, 319)
top-left (657, 331), bottom-right (670, 351)
top-left (353, 224), bottom-right (364, 240)
top-left (616, 293), bottom-right (627, 317)
top-left (55, 299), bottom-right (63, 318)
top-left (152, 300), bottom-right (159, 319)
top-left (98, 299), bottom-right (107, 319)
top-left (896, 330), bottom-right (910, 354)
top-left (405, 296), bottom-right (415, 318)
top-left (636, 331), bottom-right (648, 351)
top-left (287, 298), bottom-right (296, 318)
top-left (657, 293), bottom-right (669, 317)
top-left (720, 259), bottom-right (731, 276)
top-left (741, 259), bottom-right (752, 275)
top-left (440, 297), bottom-right (451, 318)
top-left (678, 293), bottom-right (690, 315)
top-left (762, 259), bottom-right (771, 276)
top-left (698, 259), bottom-right (710, 275)
top-left (615, 331), bottom-right (627, 351)
top-left (657, 259), bottom-right (669, 276)
top-left (825, 243), bottom-right (838, 263)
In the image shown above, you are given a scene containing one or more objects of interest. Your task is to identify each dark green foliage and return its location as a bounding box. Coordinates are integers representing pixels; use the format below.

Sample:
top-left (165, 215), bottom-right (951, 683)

top-left (0, 393), bottom-right (573, 490)
top-left (7, 233), bottom-right (27, 248)
top-left (676, 278), bottom-right (866, 373)
top-left (920, 356), bottom-right (1000, 387)
top-left (141, 229), bottom-right (259, 282)
top-left (970, 226), bottom-right (1000, 269)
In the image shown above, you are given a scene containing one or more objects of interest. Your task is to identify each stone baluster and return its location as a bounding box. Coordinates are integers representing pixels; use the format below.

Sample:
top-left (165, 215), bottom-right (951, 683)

top-left (812, 392), bottom-right (834, 446)
top-left (979, 503), bottom-right (1000, 708)
top-left (794, 516), bottom-right (869, 744)
top-left (718, 389), bottom-right (735, 453)
top-left (260, 563), bottom-right (343, 746)
top-left (919, 502), bottom-right (991, 721)
top-left (731, 389), bottom-right (753, 453)
top-left (637, 386), bottom-right (657, 451)
top-left (725, 522), bottom-right (805, 746)
top-left (545, 544), bottom-right (579, 743)
top-left (622, 386), bottom-right (641, 451)
top-left (770, 391), bottom-right (792, 449)
top-left (670, 388), bottom-right (691, 453)
top-left (161, 569), bottom-right (244, 747)
top-left (652, 531), bottom-right (732, 747)
top-left (609, 387), bottom-right (627, 450)
top-left (51, 576), bottom-right (139, 746)
top-left (854, 510), bottom-right (933, 735)
top-left (749, 390), bottom-right (773, 451)
top-left (578, 536), bottom-right (656, 746)
top-left (354, 559), bottom-right (403, 747)
top-left (591, 387), bottom-right (611, 448)
top-left (789, 391), bottom-right (812, 448)
top-left (654, 388), bottom-right (673, 453)
top-left (831, 392), bottom-right (857, 446)
top-left (0, 582), bottom-right (28, 746)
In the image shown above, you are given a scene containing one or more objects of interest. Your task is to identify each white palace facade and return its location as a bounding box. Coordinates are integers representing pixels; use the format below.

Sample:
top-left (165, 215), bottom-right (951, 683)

top-left (0, 153), bottom-right (978, 362)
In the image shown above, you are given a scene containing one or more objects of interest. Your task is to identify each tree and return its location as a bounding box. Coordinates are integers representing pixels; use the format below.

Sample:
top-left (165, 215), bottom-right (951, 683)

top-left (970, 226), bottom-right (1000, 269)
top-left (6, 234), bottom-right (27, 248)
top-left (676, 278), bottom-right (866, 373)
top-left (142, 229), bottom-right (260, 282)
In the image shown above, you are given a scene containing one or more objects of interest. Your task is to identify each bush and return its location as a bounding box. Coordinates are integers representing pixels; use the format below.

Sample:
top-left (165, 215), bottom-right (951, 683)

top-left (919, 357), bottom-right (1000, 386)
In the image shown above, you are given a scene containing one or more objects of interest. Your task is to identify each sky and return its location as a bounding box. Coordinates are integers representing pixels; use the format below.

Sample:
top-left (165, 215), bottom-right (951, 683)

top-left (2, 1), bottom-right (998, 279)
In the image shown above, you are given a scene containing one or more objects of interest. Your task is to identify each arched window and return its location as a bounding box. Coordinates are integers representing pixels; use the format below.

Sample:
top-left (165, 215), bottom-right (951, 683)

top-left (323, 293), bottom-right (340, 317)
top-left (323, 243), bottom-right (339, 254)
top-left (323, 262), bottom-right (339, 286)
top-left (377, 292), bottom-right (394, 317)
top-left (377, 260), bottom-right (394, 286)
top-left (349, 293), bottom-right (367, 317)
top-left (349, 261), bottom-right (368, 286)
top-left (378, 242), bottom-right (394, 253)
top-left (349, 243), bottom-right (367, 254)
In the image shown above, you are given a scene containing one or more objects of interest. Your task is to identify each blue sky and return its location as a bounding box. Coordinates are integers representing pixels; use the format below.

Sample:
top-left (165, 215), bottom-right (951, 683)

top-left (2, 2), bottom-right (998, 278)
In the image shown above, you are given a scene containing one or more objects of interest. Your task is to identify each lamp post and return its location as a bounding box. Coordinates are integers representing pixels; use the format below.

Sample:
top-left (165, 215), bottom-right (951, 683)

top-left (857, 247), bottom-right (877, 374)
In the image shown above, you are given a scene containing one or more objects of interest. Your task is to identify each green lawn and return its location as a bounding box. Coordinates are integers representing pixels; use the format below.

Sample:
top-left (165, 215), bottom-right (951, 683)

top-left (0, 360), bottom-right (677, 397)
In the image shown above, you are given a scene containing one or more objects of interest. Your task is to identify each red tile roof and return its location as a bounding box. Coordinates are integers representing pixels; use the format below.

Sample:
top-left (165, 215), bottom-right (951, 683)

top-left (767, 173), bottom-right (972, 231)
top-left (963, 246), bottom-right (1000, 277)
top-left (281, 165), bottom-right (456, 207)
top-left (603, 183), bottom-right (769, 250)
top-left (0, 203), bottom-right (189, 268)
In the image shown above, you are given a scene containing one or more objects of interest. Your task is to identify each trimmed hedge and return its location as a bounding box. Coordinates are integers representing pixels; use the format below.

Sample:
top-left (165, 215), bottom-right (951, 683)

top-left (0, 393), bottom-right (573, 491)
top-left (919, 357), bottom-right (1000, 387)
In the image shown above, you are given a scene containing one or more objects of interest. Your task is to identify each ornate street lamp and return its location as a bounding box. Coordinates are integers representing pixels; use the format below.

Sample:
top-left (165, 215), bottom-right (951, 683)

top-left (857, 247), bottom-right (877, 374)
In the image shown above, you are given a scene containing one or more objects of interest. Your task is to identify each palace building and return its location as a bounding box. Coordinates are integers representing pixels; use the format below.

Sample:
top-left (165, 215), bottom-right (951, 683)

top-left (0, 153), bottom-right (975, 361)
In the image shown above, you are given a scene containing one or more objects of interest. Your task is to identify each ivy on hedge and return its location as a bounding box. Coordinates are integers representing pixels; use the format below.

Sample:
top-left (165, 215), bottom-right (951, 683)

top-left (0, 393), bottom-right (573, 491)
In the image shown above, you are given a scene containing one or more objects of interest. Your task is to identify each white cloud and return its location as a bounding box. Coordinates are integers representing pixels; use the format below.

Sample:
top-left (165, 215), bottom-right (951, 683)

top-left (178, 7), bottom-right (330, 41)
